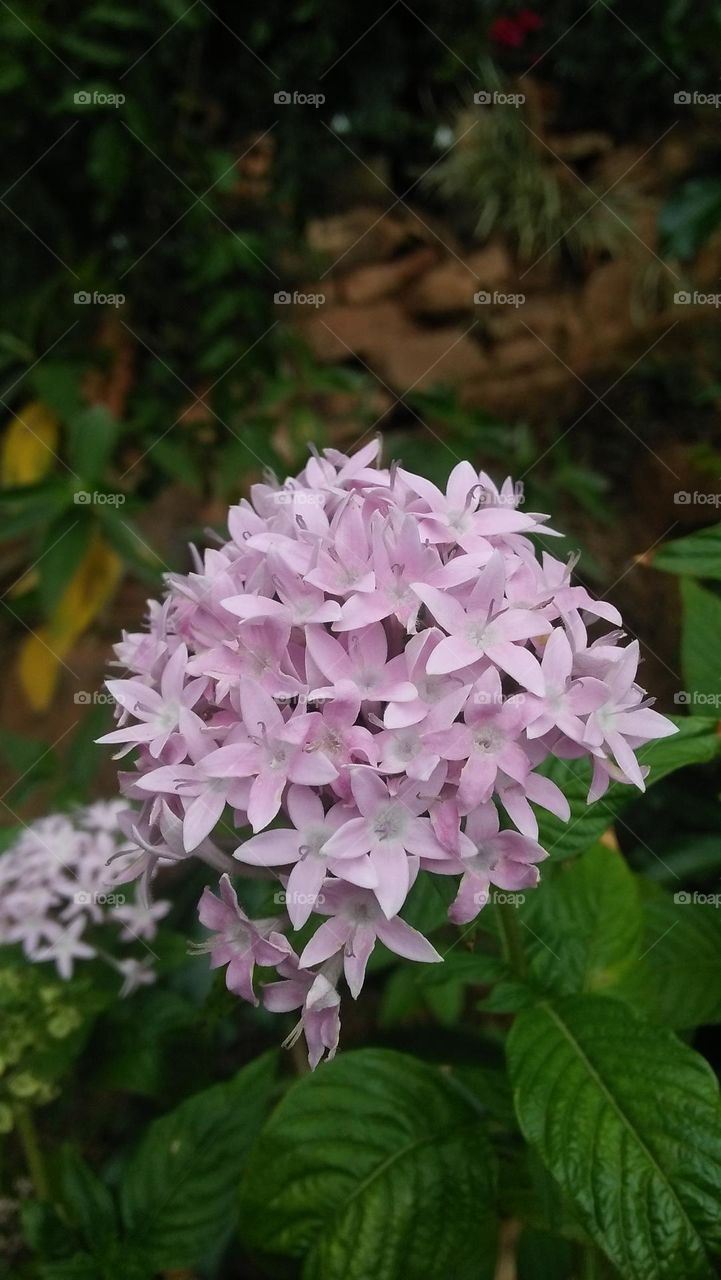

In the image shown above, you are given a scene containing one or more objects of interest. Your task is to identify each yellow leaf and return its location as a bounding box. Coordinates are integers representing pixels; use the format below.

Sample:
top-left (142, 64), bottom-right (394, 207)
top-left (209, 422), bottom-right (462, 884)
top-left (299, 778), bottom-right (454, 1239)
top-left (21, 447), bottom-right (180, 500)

top-left (7, 568), bottom-right (39, 599)
top-left (48, 533), bottom-right (122, 648)
top-left (17, 631), bottom-right (62, 712)
top-left (17, 535), bottom-right (123, 711)
top-left (1, 401), bottom-right (60, 486)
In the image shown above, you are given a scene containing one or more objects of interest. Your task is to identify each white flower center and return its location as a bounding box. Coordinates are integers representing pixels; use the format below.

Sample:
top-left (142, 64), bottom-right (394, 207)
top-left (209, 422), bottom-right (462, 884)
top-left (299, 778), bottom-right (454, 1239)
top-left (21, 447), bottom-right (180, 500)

top-left (467, 844), bottom-right (499, 875)
top-left (473, 726), bottom-right (502, 754)
top-left (466, 620), bottom-right (497, 649)
top-left (372, 805), bottom-right (406, 842)
top-left (155, 702), bottom-right (180, 732)
top-left (299, 827), bottom-right (328, 859)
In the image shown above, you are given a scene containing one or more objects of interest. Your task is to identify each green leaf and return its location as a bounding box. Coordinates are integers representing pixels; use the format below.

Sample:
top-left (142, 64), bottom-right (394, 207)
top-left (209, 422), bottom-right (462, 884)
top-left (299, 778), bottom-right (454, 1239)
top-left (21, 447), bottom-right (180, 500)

top-left (0, 728), bottom-right (57, 803)
top-left (0, 480), bottom-right (71, 537)
top-left (616, 883), bottom-right (721, 1028)
top-left (38, 1255), bottom-right (102, 1280)
top-left (520, 845), bottom-right (643, 996)
top-left (239, 1048), bottom-right (497, 1280)
top-left (94, 507), bottom-right (163, 582)
top-left (420, 950), bottom-right (507, 985)
top-left (120, 1052), bottom-right (277, 1269)
top-left (60, 704), bottom-right (113, 805)
top-left (38, 515), bottom-right (92, 614)
top-left (59, 36), bottom-right (128, 65)
top-left (516, 1227), bottom-right (574, 1280)
top-left (448, 1062), bottom-right (516, 1128)
top-left (654, 523), bottom-right (721, 580)
top-left (508, 996), bottom-right (721, 1279)
top-left (537, 716), bottom-right (720, 858)
top-left (67, 405), bottom-right (119, 482)
top-left (38, 1248), bottom-right (151, 1280)
top-left (92, 988), bottom-right (195, 1097)
top-left (640, 832), bottom-right (721, 884)
top-left (85, 4), bottom-right (154, 29)
top-left (477, 978), bottom-right (535, 1013)
top-left (21, 1200), bottom-right (78, 1260)
top-left (58, 1147), bottom-right (117, 1249)
top-left (32, 363), bottom-right (83, 421)
top-left (680, 578), bottom-right (721, 704)
top-left (658, 178), bottom-right (721, 260)
top-left (150, 437), bottom-right (200, 486)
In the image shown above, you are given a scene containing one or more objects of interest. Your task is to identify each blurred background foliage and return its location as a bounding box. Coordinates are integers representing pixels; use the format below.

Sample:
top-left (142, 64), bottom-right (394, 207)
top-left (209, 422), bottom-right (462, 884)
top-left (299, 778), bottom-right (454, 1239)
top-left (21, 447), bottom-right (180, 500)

top-left (1, 0), bottom-right (721, 791)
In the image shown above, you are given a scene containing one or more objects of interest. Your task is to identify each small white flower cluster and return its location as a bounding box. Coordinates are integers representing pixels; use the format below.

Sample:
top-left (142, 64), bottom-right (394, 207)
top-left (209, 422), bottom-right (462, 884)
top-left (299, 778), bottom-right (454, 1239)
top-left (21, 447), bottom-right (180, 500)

top-left (0, 801), bottom-right (170, 995)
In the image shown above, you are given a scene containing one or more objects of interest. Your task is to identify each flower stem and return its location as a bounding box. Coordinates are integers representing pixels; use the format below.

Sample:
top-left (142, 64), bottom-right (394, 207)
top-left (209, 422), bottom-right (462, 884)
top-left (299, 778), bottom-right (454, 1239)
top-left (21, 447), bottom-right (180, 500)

top-left (579, 1243), bottom-right (601, 1280)
top-left (14, 1106), bottom-right (50, 1201)
top-left (495, 898), bottom-right (527, 979)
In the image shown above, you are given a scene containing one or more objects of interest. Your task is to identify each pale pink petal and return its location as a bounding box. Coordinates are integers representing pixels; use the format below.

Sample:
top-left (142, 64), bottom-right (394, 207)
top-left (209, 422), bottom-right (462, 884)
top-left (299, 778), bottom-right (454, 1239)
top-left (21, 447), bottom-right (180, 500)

top-left (411, 583), bottom-right (468, 634)
top-left (286, 784), bottom-right (325, 831)
top-left (239, 680), bottom-right (284, 736)
top-left (541, 627), bottom-right (573, 688)
top-left (183, 788), bottom-right (227, 851)
top-left (300, 917), bottom-right (353, 968)
top-left (322, 817), bottom-right (373, 859)
top-left (486, 641), bottom-right (545, 695)
top-left (329, 853), bottom-right (378, 887)
top-left (349, 768), bottom-right (389, 816)
top-left (343, 924), bottom-right (376, 998)
top-left (286, 858), bottom-right (327, 928)
top-left (370, 841), bottom-right (410, 918)
top-left (247, 771), bottom-right (286, 832)
top-left (375, 916), bottom-right (442, 963)
top-left (235, 828), bottom-right (301, 866)
top-left (426, 635), bottom-right (482, 675)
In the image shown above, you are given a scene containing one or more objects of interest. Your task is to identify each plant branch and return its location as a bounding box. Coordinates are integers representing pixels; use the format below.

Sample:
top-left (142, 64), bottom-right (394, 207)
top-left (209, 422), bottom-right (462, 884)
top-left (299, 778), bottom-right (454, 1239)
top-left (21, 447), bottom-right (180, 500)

top-left (14, 1106), bottom-right (50, 1201)
top-left (495, 898), bottom-right (528, 980)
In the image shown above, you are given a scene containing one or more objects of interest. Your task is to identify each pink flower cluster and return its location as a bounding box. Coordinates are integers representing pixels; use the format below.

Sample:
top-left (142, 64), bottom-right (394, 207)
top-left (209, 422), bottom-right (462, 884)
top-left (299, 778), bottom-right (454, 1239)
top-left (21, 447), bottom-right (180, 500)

top-left (102, 442), bottom-right (675, 1065)
top-left (0, 802), bottom-right (169, 995)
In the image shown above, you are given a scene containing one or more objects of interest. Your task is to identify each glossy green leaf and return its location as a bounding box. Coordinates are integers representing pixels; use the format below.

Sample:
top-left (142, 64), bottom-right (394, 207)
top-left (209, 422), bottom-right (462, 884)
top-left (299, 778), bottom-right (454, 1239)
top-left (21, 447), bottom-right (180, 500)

top-left (680, 578), bottom-right (721, 704)
top-left (508, 996), bottom-right (721, 1279)
top-left (537, 716), bottom-right (720, 858)
top-left (58, 1147), bottom-right (116, 1249)
top-left (239, 1048), bottom-right (497, 1280)
top-left (520, 844), bottom-right (642, 996)
top-left (654, 523), bottom-right (721, 580)
top-left (120, 1052), bottom-right (277, 1269)
top-left (616, 884), bottom-right (721, 1028)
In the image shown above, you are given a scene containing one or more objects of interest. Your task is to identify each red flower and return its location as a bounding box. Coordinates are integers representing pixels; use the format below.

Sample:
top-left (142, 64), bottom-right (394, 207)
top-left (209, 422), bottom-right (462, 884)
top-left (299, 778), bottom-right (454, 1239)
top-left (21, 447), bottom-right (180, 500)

top-left (490, 9), bottom-right (542, 48)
